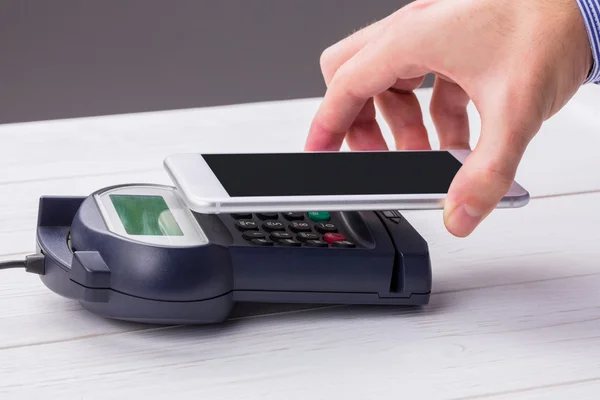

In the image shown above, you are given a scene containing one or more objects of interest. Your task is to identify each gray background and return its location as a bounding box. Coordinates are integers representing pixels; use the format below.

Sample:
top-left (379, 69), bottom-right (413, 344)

top-left (0, 0), bottom-right (424, 124)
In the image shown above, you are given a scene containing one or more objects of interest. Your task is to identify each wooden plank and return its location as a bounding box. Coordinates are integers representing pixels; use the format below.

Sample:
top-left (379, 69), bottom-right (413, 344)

top-left (478, 379), bottom-right (600, 399)
top-left (1, 258), bottom-right (600, 398)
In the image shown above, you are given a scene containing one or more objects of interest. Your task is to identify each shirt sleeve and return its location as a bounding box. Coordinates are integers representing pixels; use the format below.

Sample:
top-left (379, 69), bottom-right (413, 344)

top-left (577, 0), bottom-right (600, 84)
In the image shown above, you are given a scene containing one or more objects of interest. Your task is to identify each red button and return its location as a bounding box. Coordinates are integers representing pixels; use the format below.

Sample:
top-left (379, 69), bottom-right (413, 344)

top-left (323, 232), bottom-right (346, 243)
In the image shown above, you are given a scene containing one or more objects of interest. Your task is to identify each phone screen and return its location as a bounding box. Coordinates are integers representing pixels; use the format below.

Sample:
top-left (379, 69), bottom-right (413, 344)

top-left (201, 151), bottom-right (463, 197)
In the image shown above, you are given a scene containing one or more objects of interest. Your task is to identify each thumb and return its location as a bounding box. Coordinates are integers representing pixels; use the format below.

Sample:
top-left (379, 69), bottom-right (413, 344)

top-left (443, 105), bottom-right (540, 237)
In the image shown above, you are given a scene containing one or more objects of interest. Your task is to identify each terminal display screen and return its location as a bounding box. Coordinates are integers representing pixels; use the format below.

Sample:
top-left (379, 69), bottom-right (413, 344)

top-left (110, 195), bottom-right (184, 236)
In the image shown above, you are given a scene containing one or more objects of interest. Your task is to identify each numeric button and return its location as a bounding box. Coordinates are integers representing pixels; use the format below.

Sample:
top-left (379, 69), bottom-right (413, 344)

top-left (270, 231), bottom-right (294, 241)
top-left (282, 212), bottom-right (304, 221)
top-left (289, 221), bottom-right (311, 232)
top-left (242, 231), bottom-right (266, 240)
top-left (250, 238), bottom-right (274, 246)
top-left (257, 212), bottom-right (278, 220)
top-left (305, 240), bottom-right (328, 248)
top-left (278, 238), bottom-right (302, 247)
top-left (297, 232), bottom-right (320, 242)
top-left (315, 222), bottom-right (337, 233)
top-left (235, 220), bottom-right (258, 231)
top-left (262, 220), bottom-right (285, 231)
top-left (231, 213), bottom-right (252, 219)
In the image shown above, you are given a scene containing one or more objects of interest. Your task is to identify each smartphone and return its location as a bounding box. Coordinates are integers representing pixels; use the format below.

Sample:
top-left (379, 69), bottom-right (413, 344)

top-left (163, 150), bottom-right (529, 214)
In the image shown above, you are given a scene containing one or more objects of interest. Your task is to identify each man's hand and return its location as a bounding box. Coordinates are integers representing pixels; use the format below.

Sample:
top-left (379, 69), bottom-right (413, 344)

top-left (305, 0), bottom-right (593, 237)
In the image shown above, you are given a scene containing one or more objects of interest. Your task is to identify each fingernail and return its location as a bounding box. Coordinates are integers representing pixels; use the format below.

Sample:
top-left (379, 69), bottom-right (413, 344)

top-left (447, 204), bottom-right (484, 237)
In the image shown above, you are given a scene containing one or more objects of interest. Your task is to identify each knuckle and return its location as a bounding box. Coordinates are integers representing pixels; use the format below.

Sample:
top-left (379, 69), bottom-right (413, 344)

top-left (319, 46), bottom-right (335, 70)
top-left (342, 85), bottom-right (363, 103)
top-left (319, 45), bottom-right (341, 81)
top-left (331, 63), bottom-right (360, 98)
top-left (430, 83), bottom-right (471, 122)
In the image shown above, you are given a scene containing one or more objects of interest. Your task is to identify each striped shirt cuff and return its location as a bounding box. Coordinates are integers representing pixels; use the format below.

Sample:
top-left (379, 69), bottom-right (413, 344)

top-left (577, 0), bottom-right (600, 84)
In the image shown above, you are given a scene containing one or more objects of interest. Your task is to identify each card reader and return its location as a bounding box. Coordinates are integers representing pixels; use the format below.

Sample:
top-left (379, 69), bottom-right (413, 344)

top-left (21, 183), bottom-right (432, 325)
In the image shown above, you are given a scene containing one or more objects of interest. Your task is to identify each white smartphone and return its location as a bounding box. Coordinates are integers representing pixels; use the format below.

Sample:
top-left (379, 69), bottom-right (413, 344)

top-left (163, 150), bottom-right (530, 214)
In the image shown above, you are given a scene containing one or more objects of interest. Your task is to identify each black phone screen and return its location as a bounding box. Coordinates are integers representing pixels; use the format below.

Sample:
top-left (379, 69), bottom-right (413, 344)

top-left (201, 151), bottom-right (463, 197)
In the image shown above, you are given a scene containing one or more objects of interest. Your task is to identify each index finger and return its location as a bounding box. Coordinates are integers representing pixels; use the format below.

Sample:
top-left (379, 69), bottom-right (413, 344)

top-left (305, 33), bottom-right (425, 151)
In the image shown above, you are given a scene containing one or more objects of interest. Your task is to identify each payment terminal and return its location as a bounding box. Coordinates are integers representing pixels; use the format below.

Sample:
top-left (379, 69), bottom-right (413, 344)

top-left (29, 183), bottom-right (432, 325)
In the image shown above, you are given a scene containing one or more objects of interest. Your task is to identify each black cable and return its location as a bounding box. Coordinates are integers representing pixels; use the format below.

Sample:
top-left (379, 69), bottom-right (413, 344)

top-left (0, 254), bottom-right (45, 274)
top-left (0, 260), bottom-right (26, 270)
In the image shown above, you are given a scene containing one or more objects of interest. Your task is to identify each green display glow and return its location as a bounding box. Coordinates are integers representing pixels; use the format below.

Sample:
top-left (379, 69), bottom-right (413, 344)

top-left (110, 194), bottom-right (184, 236)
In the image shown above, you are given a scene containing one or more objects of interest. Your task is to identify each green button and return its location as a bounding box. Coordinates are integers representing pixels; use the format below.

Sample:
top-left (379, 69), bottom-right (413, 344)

top-left (308, 211), bottom-right (330, 222)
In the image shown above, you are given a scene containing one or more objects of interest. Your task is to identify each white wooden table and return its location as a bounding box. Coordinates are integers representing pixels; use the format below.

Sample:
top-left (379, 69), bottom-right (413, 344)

top-left (1, 86), bottom-right (600, 399)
